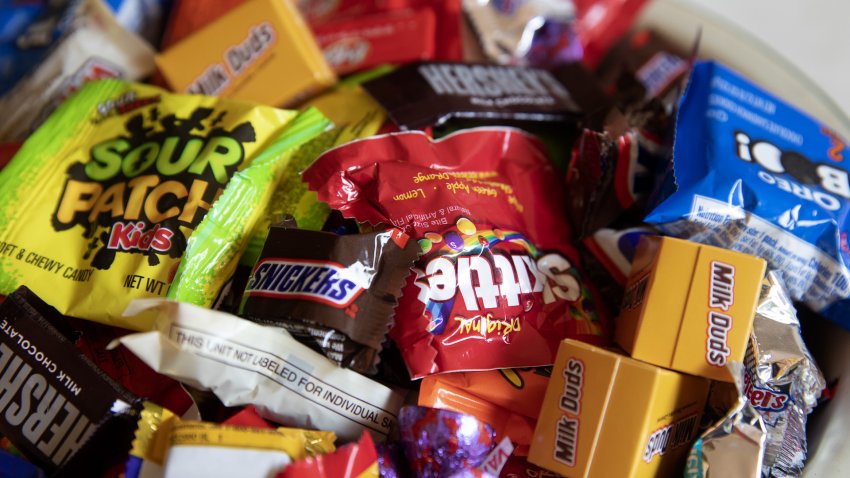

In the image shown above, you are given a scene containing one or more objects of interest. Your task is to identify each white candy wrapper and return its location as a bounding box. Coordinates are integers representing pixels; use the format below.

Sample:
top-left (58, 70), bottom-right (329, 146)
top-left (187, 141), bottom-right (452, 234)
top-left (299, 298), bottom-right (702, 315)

top-left (115, 299), bottom-right (404, 442)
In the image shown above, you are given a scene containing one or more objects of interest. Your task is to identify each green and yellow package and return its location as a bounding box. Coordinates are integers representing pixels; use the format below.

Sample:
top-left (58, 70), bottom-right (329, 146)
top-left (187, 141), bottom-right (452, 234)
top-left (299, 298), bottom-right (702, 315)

top-left (0, 79), bottom-right (302, 330)
top-left (168, 73), bottom-right (387, 308)
top-left (167, 107), bottom-right (331, 307)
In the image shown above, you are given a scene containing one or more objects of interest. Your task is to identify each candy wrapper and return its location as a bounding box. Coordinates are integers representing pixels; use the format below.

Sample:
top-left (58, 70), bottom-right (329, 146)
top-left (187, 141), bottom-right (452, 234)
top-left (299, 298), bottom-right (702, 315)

top-left (277, 431), bottom-right (378, 478)
top-left (565, 99), bottom-right (677, 240)
top-left (745, 272), bottom-right (825, 476)
top-left (126, 401), bottom-right (336, 478)
top-left (399, 405), bottom-right (496, 477)
top-left (0, 79), bottom-right (301, 330)
top-left (0, 1), bottom-right (76, 96)
top-left (69, 317), bottom-right (194, 415)
top-left (418, 367), bottom-right (550, 455)
top-left (581, 226), bottom-right (655, 284)
top-left (166, 108), bottom-right (330, 308)
top-left (362, 62), bottom-right (582, 131)
top-left (304, 128), bottom-right (608, 378)
top-left (240, 223), bottom-right (419, 374)
top-left (572, 0), bottom-right (650, 69)
top-left (685, 363), bottom-right (767, 478)
top-left (0, 0), bottom-right (156, 142)
top-left (463, 0), bottom-right (582, 67)
top-left (595, 28), bottom-right (690, 108)
top-left (313, 8), bottom-right (437, 75)
top-left (0, 287), bottom-right (142, 477)
top-left (645, 61), bottom-right (850, 330)
top-left (115, 299), bottom-right (405, 442)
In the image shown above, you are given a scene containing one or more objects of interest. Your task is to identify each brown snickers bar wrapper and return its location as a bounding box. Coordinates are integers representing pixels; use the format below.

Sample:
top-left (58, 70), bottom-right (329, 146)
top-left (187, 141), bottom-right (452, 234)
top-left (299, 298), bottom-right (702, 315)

top-left (240, 224), bottom-right (419, 373)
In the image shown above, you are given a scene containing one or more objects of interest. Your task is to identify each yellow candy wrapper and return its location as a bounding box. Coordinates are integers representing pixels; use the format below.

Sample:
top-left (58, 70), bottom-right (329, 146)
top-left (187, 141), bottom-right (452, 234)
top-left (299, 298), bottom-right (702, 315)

top-left (126, 402), bottom-right (335, 478)
top-left (0, 79), bottom-right (302, 330)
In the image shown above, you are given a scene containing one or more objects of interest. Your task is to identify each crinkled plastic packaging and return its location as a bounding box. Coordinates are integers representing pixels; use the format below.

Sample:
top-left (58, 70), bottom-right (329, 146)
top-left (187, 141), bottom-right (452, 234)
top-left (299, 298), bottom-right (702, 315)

top-left (745, 272), bottom-right (825, 476)
top-left (685, 363), bottom-right (767, 478)
top-left (116, 299), bottom-right (405, 442)
top-left (399, 405), bottom-right (496, 478)
top-left (277, 432), bottom-right (378, 478)
top-left (463, 0), bottom-right (582, 67)
top-left (0, 79), bottom-right (300, 330)
top-left (125, 401), bottom-right (336, 478)
top-left (303, 128), bottom-right (608, 378)
top-left (0, 1), bottom-right (76, 96)
top-left (166, 108), bottom-right (330, 308)
top-left (646, 61), bottom-right (850, 330)
top-left (240, 224), bottom-right (419, 374)
top-left (418, 367), bottom-right (550, 455)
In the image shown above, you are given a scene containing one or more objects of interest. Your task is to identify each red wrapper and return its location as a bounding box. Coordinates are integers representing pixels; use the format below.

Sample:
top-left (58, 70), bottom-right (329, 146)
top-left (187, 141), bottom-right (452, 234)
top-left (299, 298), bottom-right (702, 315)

top-left (223, 405), bottom-right (275, 429)
top-left (313, 8), bottom-right (436, 75)
top-left (574, 0), bottom-right (649, 69)
top-left (0, 143), bottom-right (20, 171)
top-left (302, 0), bottom-right (462, 60)
top-left (277, 432), bottom-right (378, 478)
top-left (71, 318), bottom-right (193, 415)
top-left (304, 129), bottom-right (609, 378)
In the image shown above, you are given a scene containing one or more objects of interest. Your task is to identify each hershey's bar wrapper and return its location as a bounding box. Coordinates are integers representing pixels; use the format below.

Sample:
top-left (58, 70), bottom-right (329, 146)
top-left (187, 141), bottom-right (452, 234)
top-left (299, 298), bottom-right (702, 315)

top-left (0, 287), bottom-right (138, 475)
top-left (363, 61), bottom-right (582, 130)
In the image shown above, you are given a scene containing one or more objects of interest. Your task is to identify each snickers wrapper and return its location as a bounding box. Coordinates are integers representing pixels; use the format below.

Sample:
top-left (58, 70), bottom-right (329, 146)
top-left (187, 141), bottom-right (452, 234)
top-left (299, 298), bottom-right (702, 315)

top-left (240, 224), bottom-right (419, 374)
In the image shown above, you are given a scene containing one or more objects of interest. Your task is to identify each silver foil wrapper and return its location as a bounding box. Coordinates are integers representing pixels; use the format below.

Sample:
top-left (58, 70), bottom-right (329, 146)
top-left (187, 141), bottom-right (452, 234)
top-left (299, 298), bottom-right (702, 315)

top-left (745, 271), bottom-right (826, 477)
top-left (463, 0), bottom-right (582, 67)
top-left (685, 363), bottom-right (767, 478)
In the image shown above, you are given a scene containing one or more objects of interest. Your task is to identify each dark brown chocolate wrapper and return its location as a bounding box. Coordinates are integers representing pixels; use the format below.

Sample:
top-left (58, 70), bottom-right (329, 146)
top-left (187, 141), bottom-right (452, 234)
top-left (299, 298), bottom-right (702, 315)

top-left (595, 29), bottom-right (691, 110)
top-left (0, 287), bottom-right (140, 476)
top-left (362, 61), bottom-right (584, 130)
top-left (240, 224), bottom-right (419, 374)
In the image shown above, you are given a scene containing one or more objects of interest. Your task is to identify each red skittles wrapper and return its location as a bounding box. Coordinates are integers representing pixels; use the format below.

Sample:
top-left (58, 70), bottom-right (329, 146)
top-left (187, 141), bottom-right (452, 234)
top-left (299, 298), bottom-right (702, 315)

top-left (303, 128), bottom-right (609, 378)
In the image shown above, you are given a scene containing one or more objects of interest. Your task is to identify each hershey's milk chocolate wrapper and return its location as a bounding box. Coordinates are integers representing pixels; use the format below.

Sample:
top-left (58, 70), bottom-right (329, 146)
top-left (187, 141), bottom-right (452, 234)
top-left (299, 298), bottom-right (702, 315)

top-left (362, 61), bottom-right (582, 130)
top-left (0, 286), bottom-right (139, 475)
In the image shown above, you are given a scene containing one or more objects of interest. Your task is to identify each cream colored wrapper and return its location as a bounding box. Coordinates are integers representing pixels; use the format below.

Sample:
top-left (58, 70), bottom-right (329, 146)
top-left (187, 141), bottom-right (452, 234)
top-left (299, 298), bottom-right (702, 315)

top-left (115, 299), bottom-right (404, 442)
top-left (0, 0), bottom-right (156, 141)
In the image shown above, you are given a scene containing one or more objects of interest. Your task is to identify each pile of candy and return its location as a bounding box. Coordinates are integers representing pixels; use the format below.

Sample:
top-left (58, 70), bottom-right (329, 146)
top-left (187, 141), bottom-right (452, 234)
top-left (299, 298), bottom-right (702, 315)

top-left (0, 0), bottom-right (841, 477)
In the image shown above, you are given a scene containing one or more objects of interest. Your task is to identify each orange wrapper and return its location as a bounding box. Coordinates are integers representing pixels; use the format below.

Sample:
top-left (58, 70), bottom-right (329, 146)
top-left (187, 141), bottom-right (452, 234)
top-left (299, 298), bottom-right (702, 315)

top-left (418, 367), bottom-right (551, 456)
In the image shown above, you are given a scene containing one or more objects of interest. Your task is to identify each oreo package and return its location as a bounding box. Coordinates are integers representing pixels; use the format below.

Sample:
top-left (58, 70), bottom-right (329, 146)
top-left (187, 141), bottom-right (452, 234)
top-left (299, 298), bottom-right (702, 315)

top-left (646, 61), bottom-right (850, 329)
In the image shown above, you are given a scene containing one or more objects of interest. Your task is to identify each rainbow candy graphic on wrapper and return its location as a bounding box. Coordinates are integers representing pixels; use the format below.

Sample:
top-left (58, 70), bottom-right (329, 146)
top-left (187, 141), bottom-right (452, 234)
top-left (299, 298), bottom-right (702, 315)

top-left (420, 218), bottom-right (539, 335)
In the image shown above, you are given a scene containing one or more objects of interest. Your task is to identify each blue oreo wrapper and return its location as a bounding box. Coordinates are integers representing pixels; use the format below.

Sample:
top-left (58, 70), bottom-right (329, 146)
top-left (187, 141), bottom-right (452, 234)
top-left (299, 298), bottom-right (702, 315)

top-left (646, 60), bottom-right (850, 327)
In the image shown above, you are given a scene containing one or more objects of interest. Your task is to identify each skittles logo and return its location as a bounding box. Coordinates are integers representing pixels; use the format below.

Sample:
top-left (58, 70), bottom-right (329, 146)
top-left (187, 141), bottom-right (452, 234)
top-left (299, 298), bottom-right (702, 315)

top-left (411, 217), bottom-right (589, 342)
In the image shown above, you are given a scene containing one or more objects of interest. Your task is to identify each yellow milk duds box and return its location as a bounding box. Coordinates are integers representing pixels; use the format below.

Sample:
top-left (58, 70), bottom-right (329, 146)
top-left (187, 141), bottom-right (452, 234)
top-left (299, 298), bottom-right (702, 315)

top-left (155, 0), bottom-right (336, 107)
top-left (528, 339), bottom-right (709, 478)
top-left (615, 236), bottom-right (766, 382)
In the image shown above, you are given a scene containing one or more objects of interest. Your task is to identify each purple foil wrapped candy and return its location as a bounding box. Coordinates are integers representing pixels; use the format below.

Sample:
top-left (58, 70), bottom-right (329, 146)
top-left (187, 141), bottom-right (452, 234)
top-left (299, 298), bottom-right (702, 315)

top-left (399, 405), bottom-right (496, 478)
top-left (376, 441), bottom-right (406, 478)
